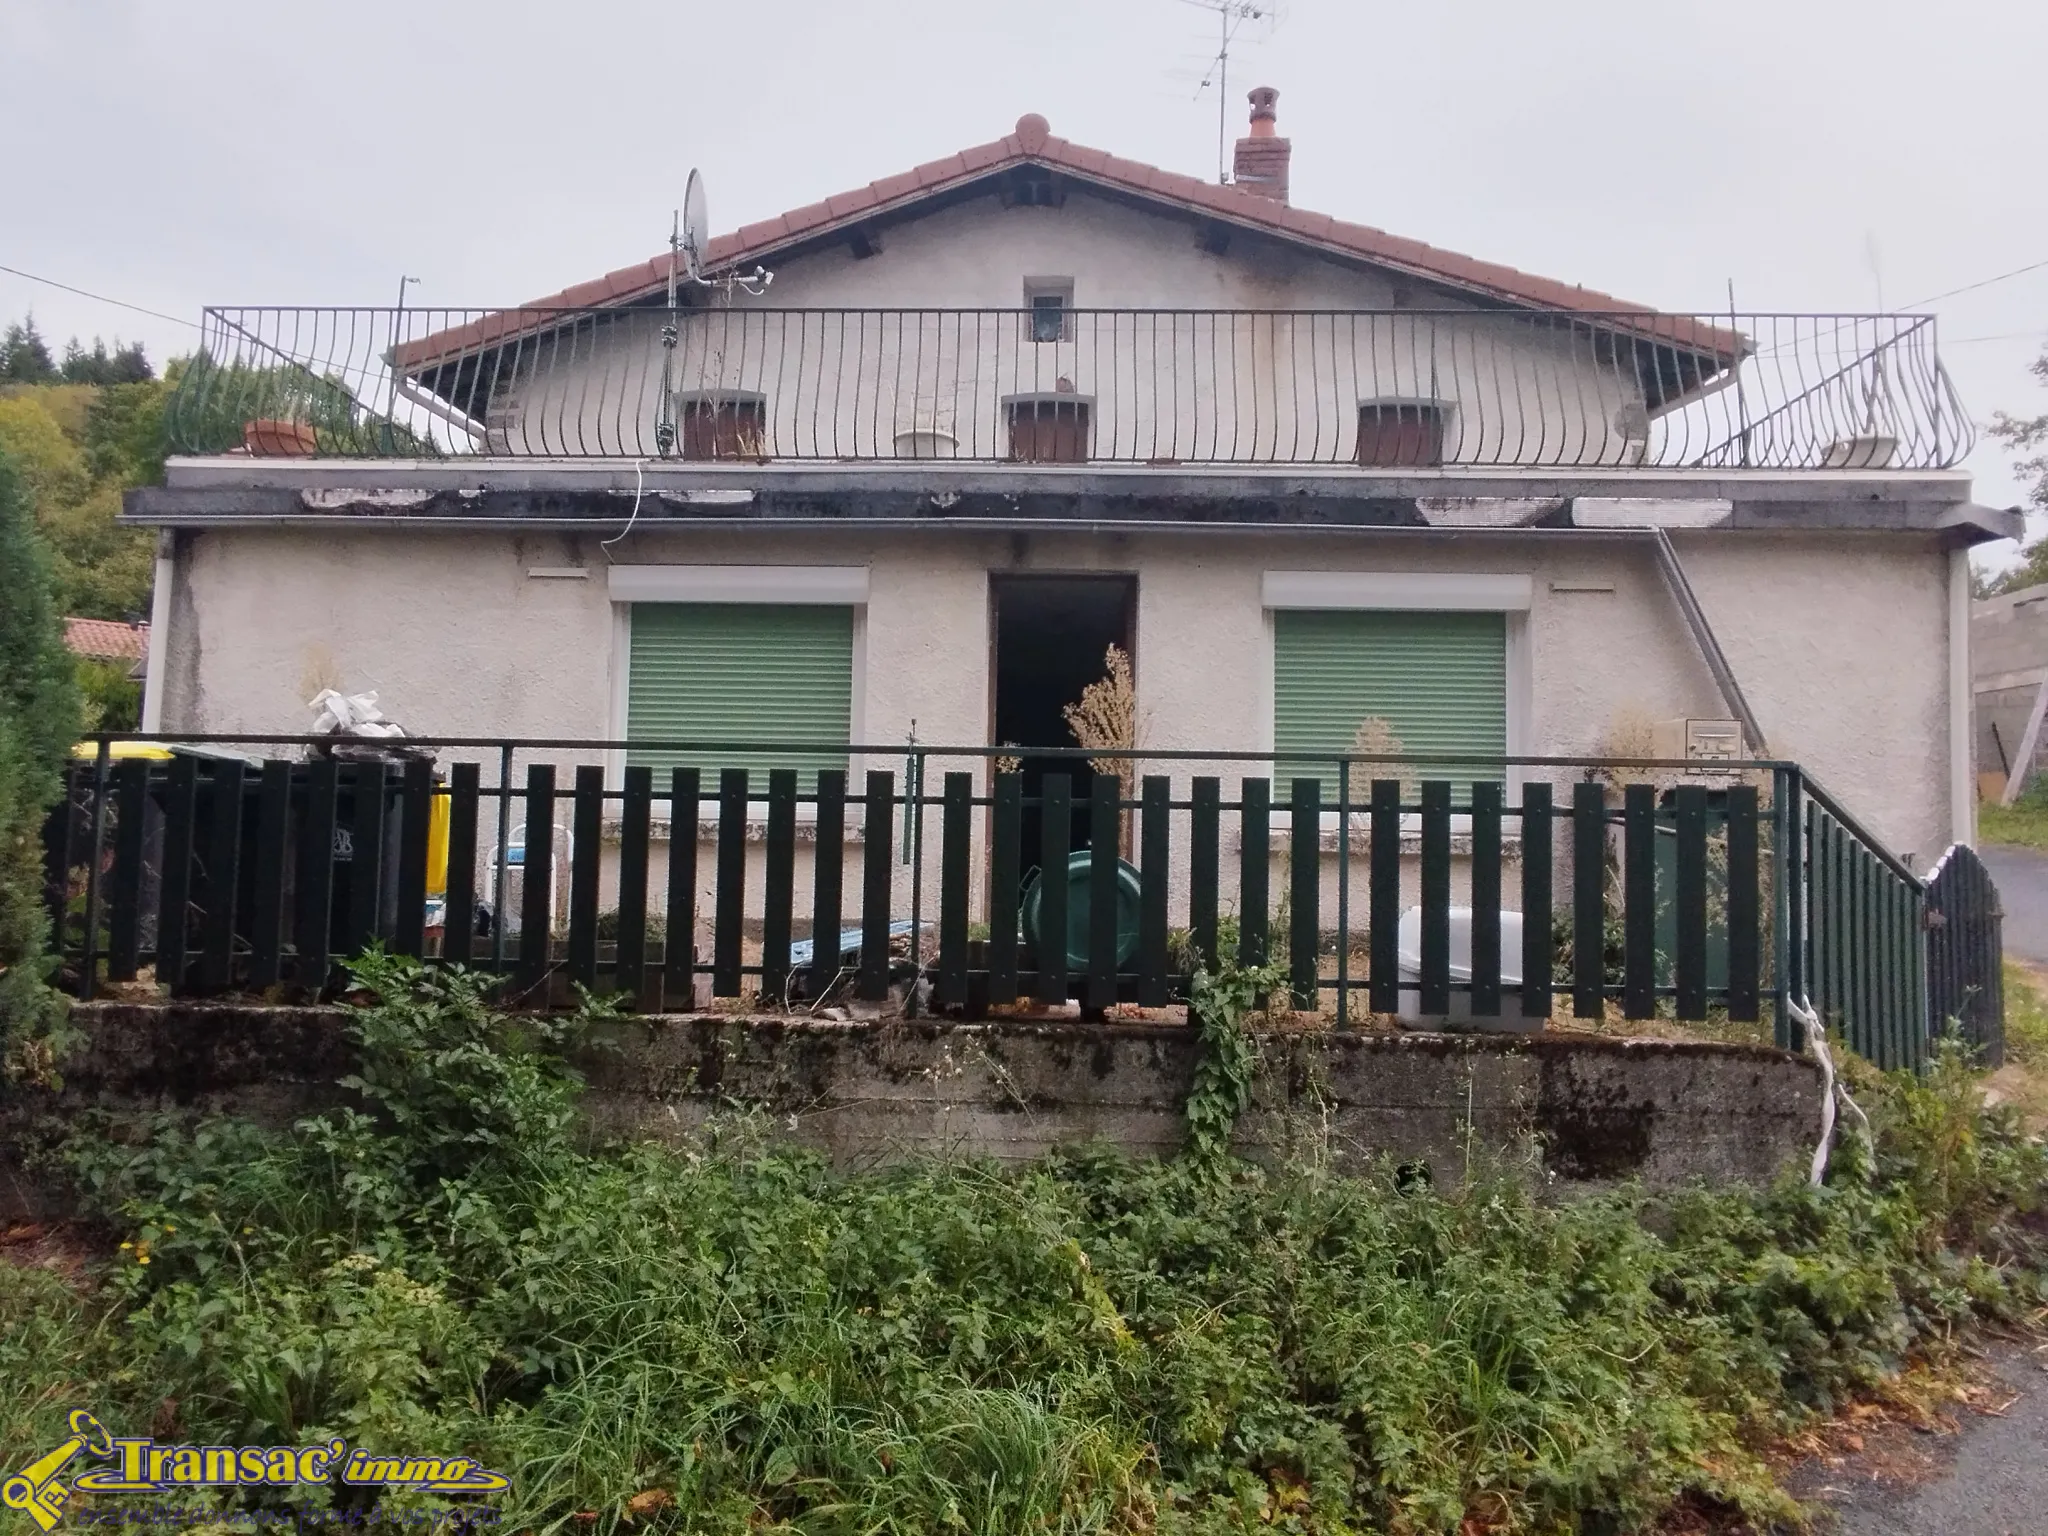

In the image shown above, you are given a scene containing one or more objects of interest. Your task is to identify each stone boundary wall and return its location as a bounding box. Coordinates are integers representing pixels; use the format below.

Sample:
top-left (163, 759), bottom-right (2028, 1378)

top-left (0, 1003), bottom-right (1821, 1218)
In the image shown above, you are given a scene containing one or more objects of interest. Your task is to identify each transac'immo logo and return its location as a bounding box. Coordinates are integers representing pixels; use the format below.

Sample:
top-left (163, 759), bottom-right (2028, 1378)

top-left (3, 1413), bottom-right (509, 1531)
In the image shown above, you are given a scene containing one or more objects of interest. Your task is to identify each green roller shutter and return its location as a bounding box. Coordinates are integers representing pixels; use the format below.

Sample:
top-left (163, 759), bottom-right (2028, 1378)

top-left (1273, 609), bottom-right (1507, 794)
top-left (628, 603), bottom-right (853, 784)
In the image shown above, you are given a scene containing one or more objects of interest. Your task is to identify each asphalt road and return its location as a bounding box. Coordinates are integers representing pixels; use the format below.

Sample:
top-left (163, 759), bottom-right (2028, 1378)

top-left (1816, 1340), bottom-right (2048, 1536)
top-left (1978, 844), bottom-right (2048, 965)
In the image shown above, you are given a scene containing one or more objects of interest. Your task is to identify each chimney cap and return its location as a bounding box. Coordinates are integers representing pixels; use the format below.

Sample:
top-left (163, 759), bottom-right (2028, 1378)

top-left (1246, 86), bottom-right (1279, 137)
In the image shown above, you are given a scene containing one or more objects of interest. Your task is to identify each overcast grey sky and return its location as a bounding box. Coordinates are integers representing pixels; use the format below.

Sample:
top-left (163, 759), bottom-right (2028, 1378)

top-left (9, 0), bottom-right (2046, 557)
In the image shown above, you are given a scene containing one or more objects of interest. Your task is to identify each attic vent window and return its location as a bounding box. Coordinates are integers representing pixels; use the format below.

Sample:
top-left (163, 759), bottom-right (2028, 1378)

top-left (1008, 167), bottom-right (1061, 207)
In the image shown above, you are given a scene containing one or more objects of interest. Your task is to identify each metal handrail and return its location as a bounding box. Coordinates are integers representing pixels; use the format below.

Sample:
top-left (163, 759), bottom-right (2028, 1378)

top-left (164, 305), bottom-right (1974, 470)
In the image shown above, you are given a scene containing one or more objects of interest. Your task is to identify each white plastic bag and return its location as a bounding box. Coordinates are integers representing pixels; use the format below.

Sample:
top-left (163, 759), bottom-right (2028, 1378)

top-left (308, 688), bottom-right (407, 739)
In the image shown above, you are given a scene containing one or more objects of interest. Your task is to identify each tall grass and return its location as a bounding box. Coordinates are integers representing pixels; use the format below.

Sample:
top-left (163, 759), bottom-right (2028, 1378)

top-left (6, 953), bottom-right (2044, 1535)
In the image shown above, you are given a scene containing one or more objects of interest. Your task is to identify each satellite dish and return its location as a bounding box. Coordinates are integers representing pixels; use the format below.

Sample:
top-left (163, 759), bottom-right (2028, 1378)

top-left (680, 169), bottom-right (709, 282)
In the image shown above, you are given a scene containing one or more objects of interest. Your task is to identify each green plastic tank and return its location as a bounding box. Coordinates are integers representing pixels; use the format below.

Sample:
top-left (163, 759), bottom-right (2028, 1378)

top-left (1020, 850), bottom-right (1143, 971)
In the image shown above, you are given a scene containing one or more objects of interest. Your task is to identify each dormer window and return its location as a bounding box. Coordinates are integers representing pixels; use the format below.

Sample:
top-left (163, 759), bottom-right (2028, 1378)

top-left (1025, 279), bottom-right (1074, 343)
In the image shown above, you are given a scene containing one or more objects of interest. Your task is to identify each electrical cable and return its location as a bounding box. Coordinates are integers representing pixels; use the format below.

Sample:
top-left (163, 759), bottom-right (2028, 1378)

top-left (0, 262), bottom-right (198, 328)
top-left (1902, 257), bottom-right (2048, 310)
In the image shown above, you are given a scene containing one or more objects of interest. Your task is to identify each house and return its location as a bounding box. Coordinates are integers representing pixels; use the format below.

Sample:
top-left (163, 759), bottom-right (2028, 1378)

top-left (1972, 581), bottom-right (2048, 801)
top-left (131, 90), bottom-right (2014, 923)
top-left (63, 616), bottom-right (149, 680)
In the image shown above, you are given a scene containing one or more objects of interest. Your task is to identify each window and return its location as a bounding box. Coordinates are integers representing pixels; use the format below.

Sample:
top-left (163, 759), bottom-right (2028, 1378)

top-left (1356, 401), bottom-right (1446, 467)
top-left (1273, 609), bottom-right (1507, 797)
top-left (627, 603), bottom-right (853, 787)
top-left (1023, 279), bottom-right (1073, 343)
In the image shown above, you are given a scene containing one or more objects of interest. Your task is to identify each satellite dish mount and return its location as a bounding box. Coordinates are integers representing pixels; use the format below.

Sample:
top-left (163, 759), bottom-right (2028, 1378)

top-left (657, 168), bottom-right (774, 457)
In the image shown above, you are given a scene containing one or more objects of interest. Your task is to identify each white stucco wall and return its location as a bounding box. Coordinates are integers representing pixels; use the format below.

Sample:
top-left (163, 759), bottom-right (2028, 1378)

top-left (489, 189), bottom-right (1649, 465)
top-left (161, 521), bottom-right (1954, 919)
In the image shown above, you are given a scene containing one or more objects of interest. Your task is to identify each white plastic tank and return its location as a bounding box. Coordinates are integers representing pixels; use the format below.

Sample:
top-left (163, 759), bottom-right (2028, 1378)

top-left (1394, 907), bottom-right (1536, 1031)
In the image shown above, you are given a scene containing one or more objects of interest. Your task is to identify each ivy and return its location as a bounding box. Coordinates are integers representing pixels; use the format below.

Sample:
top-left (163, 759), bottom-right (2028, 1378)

top-left (1182, 953), bottom-right (1286, 1169)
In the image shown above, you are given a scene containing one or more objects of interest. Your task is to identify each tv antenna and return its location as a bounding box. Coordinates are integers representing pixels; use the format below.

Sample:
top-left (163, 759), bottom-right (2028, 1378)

top-left (656, 168), bottom-right (774, 457)
top-left (1179, 0), bottom-right (1279, 183)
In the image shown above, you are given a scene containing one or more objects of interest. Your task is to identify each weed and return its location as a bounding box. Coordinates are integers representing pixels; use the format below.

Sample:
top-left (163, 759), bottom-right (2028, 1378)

top-left (14, 955), bottom-right (2045, 1535)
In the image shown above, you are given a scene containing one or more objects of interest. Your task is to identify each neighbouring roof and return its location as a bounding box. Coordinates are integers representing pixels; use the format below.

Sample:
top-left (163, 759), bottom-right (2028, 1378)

top-left (64, 617), bottom-right (149, 665)
top-left (395, 113), bottom-right (1740, 374)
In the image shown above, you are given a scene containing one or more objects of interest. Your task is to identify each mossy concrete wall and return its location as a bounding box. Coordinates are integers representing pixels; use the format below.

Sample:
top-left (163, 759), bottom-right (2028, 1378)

top-left (1, 1003), bottom-right (1821, 1218)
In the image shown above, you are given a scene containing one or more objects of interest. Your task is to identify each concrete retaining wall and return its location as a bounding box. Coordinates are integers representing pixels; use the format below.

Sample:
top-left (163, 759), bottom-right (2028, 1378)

top-left (1, 1003), bottom-right (1821, 1217)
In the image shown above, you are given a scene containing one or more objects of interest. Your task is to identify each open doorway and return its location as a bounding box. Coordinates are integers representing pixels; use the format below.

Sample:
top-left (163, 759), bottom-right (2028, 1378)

top-left (990, 574), bottom-right (1136, 876)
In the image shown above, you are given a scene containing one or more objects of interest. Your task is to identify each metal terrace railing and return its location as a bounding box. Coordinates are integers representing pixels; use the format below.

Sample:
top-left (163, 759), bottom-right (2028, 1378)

top-left (164, 307), bottom-right (1973, 470)
top-left (42, 737), bottom-right (1999, 1071)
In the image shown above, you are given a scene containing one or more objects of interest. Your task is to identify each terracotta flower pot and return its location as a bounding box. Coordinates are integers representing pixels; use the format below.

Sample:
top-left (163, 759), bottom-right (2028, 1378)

top-left (243, 419), bottom-right (320, 457)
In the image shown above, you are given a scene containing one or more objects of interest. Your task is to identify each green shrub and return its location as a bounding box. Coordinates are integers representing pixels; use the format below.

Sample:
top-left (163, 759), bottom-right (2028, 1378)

top-left (28, 957), bottom-right (2047, 1535)
top-left (0, 446), bottom-right (81, 1075)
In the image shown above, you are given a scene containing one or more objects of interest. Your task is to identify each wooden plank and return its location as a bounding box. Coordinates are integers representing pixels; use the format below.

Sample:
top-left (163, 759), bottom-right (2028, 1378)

top-left (1036, 774), bottom-right (1071, 1004)
top-left (665, 768), bottom-right (701, 1005)
top-left (1573, 780), bottom-right (1608, 1019)
top-left (1189, 776), bottom-right (1220, 974)
top-left (759, 769), bottom-right (797, 1006)
top-left (155, 754), bottom-right (198, 995)
top-left (1367, 778), bottom-right (1401, 1015)
top-left (516, 764), bottom-right (555, 991)
top-left (859, 771), bottom-right (894, 1001)
top-left (347, 763), bottom-right (388, 964)
top-left (1519, 782), bottom-right (1555, 1020)
top-left (1419, 780), bottom-right (1452, 1015)
top-left (937, 771), bottom-right (973, 1009)
top-left (1238, 777), bottom-right (1271, 967)
top-left (1289, 777), bottom-right (1320, 1010)
top-left (615, 766), bottom-right (652, 1006)
top-left (1087, 776), bottom-right (1120, 1012)
top-left (1138, 775), bottom-right (1170, 1007)
top-left (713, 769), bottom-right (747, 997)
top-left (394, 758), bottom-right (433, 959)
top-left (442, 763), bottom-right (480, 967)
top-left (810, 769), bottom-right (847, 1001)
top-left (987, 771), bottom-right (1022, 1003)
top-left (106, 758), bottom-right (148, 982)
top-left (200, 759), bottom-right (245, 993)
top-left (1622, 783), bottom-right (1656, 1020)
top-left (1672, 785), bottom-right (1708, 1020)
top-left (566, 765), bottom-right (604, 988)
top-left (1999, 670), bottom-right (2048, 805)
top-left (1469, 781), bottom-right (1502, 1017)
top-left (1725, 785), bottom-right (1760, 1021)
top-left (294, 758), bottom-right (337, 994)
top-left (247, 760), bottom-right (291, 989)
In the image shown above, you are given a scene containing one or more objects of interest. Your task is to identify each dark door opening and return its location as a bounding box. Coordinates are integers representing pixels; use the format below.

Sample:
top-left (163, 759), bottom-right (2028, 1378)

top-left (990, 575), bottom-right (1135, 877)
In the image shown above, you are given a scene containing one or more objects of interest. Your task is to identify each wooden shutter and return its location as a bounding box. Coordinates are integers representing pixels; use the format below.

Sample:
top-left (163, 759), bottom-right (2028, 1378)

top-left (1356, 403), bottom-right (1445, 467)
top-left (1008, 400), bottom-right (1091, 463)
top-left (680, 399), bottom-right (766, 460)
top-left (1273, 609), bottom-right (1507, 793)
top-left (627, 603), bottom-right (853, 785)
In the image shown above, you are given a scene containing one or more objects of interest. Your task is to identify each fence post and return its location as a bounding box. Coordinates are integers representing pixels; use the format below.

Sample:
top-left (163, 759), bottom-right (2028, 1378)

top-left (1782, 767), bottom-right (1805, 1048)
top-left (1335, 755), bottom-right (1350, 1028)
top-left (78, 740), bottom-right (111, 1001)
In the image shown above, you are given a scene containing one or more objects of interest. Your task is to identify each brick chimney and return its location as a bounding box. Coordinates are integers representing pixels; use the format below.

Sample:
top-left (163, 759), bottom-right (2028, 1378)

top-left (1231, 86), bottom-right (1289, 203)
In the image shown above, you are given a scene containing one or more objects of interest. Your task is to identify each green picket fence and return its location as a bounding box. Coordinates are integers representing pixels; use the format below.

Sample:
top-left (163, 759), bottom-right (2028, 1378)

top-left (42, 737), bottom-right (1985, 1068)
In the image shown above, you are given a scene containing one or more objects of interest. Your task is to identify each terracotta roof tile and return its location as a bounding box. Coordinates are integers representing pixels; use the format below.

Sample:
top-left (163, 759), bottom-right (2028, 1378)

top-left (64, 618), bottom-right (148, 664)
top-left (395, 115), bottom-right (1740, 370)
top-left (868, 170), bottom-right (921, 202)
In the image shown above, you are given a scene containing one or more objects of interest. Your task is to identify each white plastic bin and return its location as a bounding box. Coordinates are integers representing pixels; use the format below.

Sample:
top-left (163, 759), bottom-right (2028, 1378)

top-left (1394, 906), bottom-right (1535, 1031)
